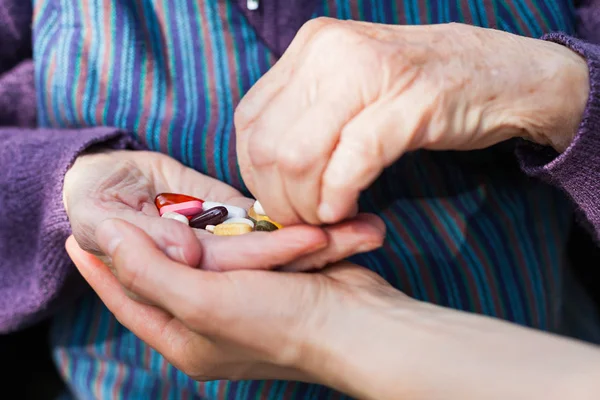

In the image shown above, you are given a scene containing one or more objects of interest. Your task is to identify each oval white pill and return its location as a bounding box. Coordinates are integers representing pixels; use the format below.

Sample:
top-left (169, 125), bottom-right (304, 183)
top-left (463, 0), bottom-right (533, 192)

top-left (161, 211), bottom-right (189, 225)
top-left (205, 225), bottom-right (216, 233)
top-left (253, 200), bottom-right (266, 215)
top-left (202, 201), bottom-right (223, 210)
top-left (223, 205), bottom-right (247, 219)
top-left (223, 217), bottom-right (255, 228)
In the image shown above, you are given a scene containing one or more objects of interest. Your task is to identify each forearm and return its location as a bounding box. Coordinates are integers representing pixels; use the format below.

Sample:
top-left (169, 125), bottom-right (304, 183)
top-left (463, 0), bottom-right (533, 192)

top-left (310, 300), bottom-right (600, 400)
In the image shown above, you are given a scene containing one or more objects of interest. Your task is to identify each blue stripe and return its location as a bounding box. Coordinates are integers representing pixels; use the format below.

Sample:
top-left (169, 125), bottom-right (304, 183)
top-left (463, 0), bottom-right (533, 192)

top-left (467, 0), bottom-right (481, 25)
top-left (34, 9), bottom-right (59, 127)
top-left (203, 1), bottom-right (227, 180)
top-left (62, 0), bottom-right (78, 126)
top-left (476, 0), bottom-right (489, 26)
top-left (139, 0), bottom-right (160, 150)
top-left (452, 185), bottom-right (524, 322)
top-left (217, 1), bottom-right (236, 184)
top-left (512, 0), bottom-right (543, 36)
top-left (188, 0), bottom-right (210, 171)
top-left (162, 0), bottom-right (178, 158)
top-left (175, 0), bottom-right (197, 165)
top-left (123, 1), bottom-right (142, 138)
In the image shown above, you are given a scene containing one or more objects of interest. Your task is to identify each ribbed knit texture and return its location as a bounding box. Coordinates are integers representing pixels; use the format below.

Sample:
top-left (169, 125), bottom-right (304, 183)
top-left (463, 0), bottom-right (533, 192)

top-left (520, 33), bottom-right (600, 242)
top-left (0, 128), bottom-right (139, 332)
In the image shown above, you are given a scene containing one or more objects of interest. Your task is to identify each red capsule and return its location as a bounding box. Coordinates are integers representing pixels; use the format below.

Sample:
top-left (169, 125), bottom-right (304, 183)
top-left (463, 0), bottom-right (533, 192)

top-left (154, 193), bottom-right (204, 209)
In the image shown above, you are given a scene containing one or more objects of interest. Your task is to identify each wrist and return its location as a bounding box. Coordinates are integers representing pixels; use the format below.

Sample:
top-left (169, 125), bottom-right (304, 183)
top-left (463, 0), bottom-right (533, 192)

top-left (515, 38), bottom-right (589, 152)
top-left (536, 39), bottom-right (589, 152)
top-left (298, 289), bottom-right (423, 400)
top-left (483, 34), bottom-right (589, 153)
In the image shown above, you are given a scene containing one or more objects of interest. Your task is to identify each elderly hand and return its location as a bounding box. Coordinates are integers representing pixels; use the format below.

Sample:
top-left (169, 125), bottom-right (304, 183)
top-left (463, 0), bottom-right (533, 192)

top-left (66, 219), bottom-right (600, 400)
top-left (236, 19), bottom-right (589, 225)
top-left (63, 149), bottom-right (385, 273)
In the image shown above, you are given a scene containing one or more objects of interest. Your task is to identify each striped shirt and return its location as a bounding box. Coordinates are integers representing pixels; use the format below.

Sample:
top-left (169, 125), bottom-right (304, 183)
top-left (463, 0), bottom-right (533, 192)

top-left (34, 0), bottom-right (576, 398)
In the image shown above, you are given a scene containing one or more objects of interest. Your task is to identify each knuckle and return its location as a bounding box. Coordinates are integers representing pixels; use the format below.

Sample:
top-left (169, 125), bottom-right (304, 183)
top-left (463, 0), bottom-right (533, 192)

top-left (314, 22), bottom-right (351, 49)
top-left (276, 142), bottom-right (315, 175)
top-left (173, 341), bottom-right (220, 380)
top-left (113, 252), bottom-right (145, 294)
top-left (444, 21), bottom-right (468, 35)
top-left (340, 126), bottom-right (383, 164)
top-left (247, 133), bottom-right (277, 168)
top-left (298, 17), bottom-right (334, 38)
top-left (69, 212), bottom-right (101, 254)
top-left (71, 228), bottom-right (97, 254)
top-left (177, 294), bottom-right (213, 330)
top-left (160, 217), bottom-right (194, 243)
top-left (234, 102), bottom-right (252, 133)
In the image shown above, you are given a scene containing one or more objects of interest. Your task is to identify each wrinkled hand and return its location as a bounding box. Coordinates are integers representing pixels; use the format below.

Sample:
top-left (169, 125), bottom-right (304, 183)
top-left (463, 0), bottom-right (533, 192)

top-left (65, 219), bottom-right (404, 390)
top-left (63, 149), bottom-right (385, 272)
top-left (236, 19), bottom-right (589, 225)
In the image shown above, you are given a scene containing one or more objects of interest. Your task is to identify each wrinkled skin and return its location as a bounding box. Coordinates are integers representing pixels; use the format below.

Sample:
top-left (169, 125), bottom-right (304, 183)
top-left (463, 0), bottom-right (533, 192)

top-left (236, 19), bottom-right (589, 226)
top-left (63, 149), bottom-right (386, 273)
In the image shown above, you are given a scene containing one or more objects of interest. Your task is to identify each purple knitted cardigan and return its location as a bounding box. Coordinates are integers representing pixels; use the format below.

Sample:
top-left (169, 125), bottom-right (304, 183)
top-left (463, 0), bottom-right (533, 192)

top-left (2, 0), bottom-right (600, 333)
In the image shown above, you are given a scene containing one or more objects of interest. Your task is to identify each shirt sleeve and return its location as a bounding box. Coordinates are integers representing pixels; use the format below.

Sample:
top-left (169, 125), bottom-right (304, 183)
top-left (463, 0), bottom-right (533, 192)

top-left (516, 33), bottom-right (600, 241)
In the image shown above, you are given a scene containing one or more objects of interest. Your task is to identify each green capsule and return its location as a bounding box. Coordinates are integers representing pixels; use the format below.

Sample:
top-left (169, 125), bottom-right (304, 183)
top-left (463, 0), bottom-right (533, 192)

top-left (255, 219), bottom-right (278, 232)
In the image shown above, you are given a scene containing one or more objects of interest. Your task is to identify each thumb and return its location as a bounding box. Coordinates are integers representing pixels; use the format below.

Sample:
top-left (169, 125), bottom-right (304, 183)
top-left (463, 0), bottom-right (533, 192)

top-left (317, 100), bottom-right (416, 223)
top-left (72, 204), bottom-right (202, 267)
top-left (94, 218), bottom-right (300, 342)
top-left (94, 218), bottom-right (212, 316)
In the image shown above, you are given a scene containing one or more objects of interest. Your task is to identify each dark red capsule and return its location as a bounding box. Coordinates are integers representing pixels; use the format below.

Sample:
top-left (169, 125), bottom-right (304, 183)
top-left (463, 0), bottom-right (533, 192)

top-left (154, 193), bottom-right (204, 209)
top-left (189, 206), bottom-right (228, 229)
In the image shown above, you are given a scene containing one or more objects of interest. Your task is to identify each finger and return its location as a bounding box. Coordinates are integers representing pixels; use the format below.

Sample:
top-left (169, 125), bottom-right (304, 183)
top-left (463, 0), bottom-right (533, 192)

top-left (240, 85), bottom-right (307, 225)
top-left (70, 198), bottom-right (202, 267)
top-left (237, 19), bottom-right (340, 221)
top-left (94, 219), bottom-right (258, 336)
top-left (68, 235), bottom-right (313, 382)
top-left (65, 236), bottom-right (208, 358)
top-left (277, 99), bottom-right (359, 225)
top-left (111, 212), bottom-right (204, 267)
top-left (318, 100), bottom-right (418, 224)
top-left (235, 31), bottom-right (309, 195)
top-left (280, 213), bottom-right (386, 272)
top-left (198, 225), bottom-right (330, 271)
top-left (96, 218), bottom-right (332, 274)
top-left (242, 54), bottom-right (356, 225)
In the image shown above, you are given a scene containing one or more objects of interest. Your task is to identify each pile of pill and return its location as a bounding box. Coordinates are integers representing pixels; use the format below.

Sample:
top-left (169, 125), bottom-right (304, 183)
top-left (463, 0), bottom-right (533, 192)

top-left (155, 193), bottom-right (282, 236)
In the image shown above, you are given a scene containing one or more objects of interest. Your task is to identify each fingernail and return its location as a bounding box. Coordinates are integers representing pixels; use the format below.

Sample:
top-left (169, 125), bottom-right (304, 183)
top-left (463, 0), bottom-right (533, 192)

top-left (165, 245), bottom-right (187, 264)
top-left (356, 241), bottom-right (381, 253)
top-left (97, 220), bottom-right (124, 256)
top-left (317, 203), bottom-right (337, 223)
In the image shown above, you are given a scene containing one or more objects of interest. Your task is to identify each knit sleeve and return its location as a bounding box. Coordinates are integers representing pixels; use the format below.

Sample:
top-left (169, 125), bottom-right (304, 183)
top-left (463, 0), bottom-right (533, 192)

top-left (574, 0), bottom-right (600, 45)
top-left (516, 33), bottom-right (600, 241)
top-left (0, 127), bottom-right (142, 333)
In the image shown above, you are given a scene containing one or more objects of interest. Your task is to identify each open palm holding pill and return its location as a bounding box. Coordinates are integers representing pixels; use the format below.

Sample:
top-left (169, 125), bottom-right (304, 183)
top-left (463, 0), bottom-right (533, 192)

top-left (63, 149), bottom-right (386, 273)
